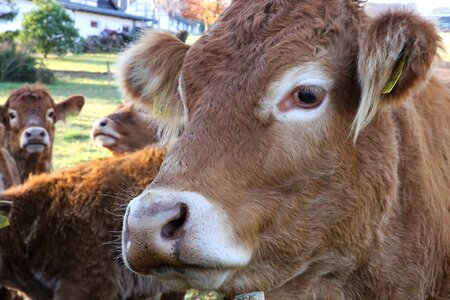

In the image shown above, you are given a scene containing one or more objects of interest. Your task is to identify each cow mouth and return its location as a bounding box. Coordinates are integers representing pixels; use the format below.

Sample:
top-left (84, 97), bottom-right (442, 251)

top-left (24, 143), bottom-right (47, 154)
top-left (92, 133), bottom-right (119, 147)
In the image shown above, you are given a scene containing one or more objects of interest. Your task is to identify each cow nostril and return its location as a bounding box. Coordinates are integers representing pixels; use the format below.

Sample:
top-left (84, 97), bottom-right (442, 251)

top-left (100, 119), bottom-right (108, 127)
top-left (39, 131), bottom-right (45, 138)
top-left (161, 204), bottom-right (188, 240)
top-left (25, 131), bottom-right (31, 138)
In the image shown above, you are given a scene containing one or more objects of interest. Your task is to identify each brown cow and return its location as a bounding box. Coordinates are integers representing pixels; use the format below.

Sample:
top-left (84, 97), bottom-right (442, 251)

top-left (118, 2), bottom-right (450, 299)
top-left (0, 147), bottom-right (189, 300)
top-left (91, 103), bottom-right (158, 155)
top-left (0, 85), bottom-right (85, 182)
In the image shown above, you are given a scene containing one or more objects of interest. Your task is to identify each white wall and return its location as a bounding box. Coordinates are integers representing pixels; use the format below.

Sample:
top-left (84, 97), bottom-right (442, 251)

top-left (0, 0), bottom-right (146, 37)
top-left (66, 10), bottom-right (145, 37)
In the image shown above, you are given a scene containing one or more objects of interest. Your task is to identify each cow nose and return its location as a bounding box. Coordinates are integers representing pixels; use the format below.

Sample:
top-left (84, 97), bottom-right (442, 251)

top-left (99, 118), bottom-right (108, 127)
top-left (24, 127), bottom-right (47, 141)
top-left (122, 194), bottom-right (192, 273)
top-left (161, 203), bottom-right (188, 240)
top-left (93, 118), bottom-right (111, 129)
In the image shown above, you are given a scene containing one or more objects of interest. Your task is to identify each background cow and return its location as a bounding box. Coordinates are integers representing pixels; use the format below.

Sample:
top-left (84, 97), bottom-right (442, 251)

top-left (0, 85), bottom-right (84, 182)
top-left (91, 103), bottom-right (157, 155)
top-left (118, 1), bottom-right (450, 299)
top-left (0, 146), bottom-right (188, 300)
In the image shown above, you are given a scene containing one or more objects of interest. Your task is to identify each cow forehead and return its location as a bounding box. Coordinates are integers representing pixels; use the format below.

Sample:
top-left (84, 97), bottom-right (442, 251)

top-left (8, 93), bottom-right (54, 113)
top-left (182, 0), bottom-right (359, 110)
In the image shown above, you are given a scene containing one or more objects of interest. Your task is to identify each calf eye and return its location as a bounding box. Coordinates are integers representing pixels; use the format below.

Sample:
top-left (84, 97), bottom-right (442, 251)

top-left (9, 112), bottom-right (16, 120)
top-left (295, 86), bottom-right (325, 109)
top-left (48, 111), bottom-right (54, 118)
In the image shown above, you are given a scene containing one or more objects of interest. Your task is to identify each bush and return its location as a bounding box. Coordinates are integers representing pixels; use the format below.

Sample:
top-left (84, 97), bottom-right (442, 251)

top-left (0, 44), bottom-right (37, 82)
top-left (21, 0), bottom-right (79, 57)
top-left (36, 68), bottom-right (55, 84)
top-left (0, 30), bottom-right (20, 45)
top-left (80, 27), bottom-right (141, 53)
top-left (0, 44), bottom-right (55, 83)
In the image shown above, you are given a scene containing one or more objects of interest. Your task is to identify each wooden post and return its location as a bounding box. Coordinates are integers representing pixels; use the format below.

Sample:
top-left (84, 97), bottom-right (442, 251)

top-left (235, 291), bottom-right (265, 300)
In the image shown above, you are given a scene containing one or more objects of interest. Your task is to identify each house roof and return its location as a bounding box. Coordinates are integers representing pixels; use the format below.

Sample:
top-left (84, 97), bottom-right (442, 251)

top-left (63, 2), bottom-right (156, 22)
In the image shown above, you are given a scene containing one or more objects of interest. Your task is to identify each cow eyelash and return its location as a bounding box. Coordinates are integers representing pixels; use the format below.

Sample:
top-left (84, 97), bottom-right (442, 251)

top-left (292, 86), bottom-right (326, 109)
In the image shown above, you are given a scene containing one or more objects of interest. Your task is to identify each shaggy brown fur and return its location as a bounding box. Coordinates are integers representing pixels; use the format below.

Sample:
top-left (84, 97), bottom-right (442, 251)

top-left (0, 148), bottom-right (186, 299)
top-left (91, 103), bottom-right (158, 155)
top-left (0, 124), bottom-right (20, 190)
top-left (118, 1), bottom-right (450, 299)
top-left (0, 85), bottom-right (84, 182)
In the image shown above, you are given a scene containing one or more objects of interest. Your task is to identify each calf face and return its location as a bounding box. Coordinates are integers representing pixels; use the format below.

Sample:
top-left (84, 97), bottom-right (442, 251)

top-left (0, 85), bottom-right (84, 181)
top-left (119, 2), bottom-right (449, 298)
top-left (91, 103), bottom-right (157, 155)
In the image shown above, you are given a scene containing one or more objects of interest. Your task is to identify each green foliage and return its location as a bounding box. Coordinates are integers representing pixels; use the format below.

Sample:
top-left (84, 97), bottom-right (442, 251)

top-left (21, 0), bottom-right (79, 57)
top-left (0, 30), bottom-right (20, 46)
top-left (0, 44), bottom-right (37, 82)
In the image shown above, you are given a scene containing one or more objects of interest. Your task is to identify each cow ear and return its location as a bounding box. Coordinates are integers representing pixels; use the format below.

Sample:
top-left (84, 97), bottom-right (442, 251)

top-left (117, 30), bottom-right (189, 145)
top-left (116, 30), bottom-right (189, 119)
top-left (55, 95), bottom-right (85, 122)
top-left (353, 11), bottom-right (440, 140)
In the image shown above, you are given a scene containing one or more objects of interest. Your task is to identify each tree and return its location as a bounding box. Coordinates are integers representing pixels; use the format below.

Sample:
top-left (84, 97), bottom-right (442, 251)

top-left (0, 0), bottom-right (18, 21)
top-left (180, 0), bottom-right (229, 30)
top-left (22, 0), bottom-right (79, 57)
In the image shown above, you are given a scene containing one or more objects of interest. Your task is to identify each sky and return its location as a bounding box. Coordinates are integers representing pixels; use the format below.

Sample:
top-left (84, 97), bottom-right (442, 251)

top-left (369, 0), bottom-right (449, 14)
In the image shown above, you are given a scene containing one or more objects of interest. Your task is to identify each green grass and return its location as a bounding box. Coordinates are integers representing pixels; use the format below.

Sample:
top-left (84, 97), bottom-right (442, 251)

top-left (0, 72), bottom-right (120, 170)
top-left (39, 53), bottom-right (118, 73)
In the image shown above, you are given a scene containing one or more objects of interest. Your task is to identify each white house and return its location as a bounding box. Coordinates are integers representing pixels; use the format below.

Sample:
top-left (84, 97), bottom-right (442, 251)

top-left (1, 0), bottom-right (202, 37)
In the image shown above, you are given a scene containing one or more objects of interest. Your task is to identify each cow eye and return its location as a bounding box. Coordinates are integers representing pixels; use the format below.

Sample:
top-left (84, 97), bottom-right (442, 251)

top-left (48, 111), bottom-right (54, 118)
top-left (9, 112), bottom-right (16, 120)
top-left (295, 86), bottom-right (325, 109)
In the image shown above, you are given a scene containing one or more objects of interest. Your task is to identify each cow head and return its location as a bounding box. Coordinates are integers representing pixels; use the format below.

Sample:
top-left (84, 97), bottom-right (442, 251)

top-left (91, 103), bottom-right (158, 155)
top-left (120, 1), bottom-right (441, 297)
top-left (0, 85), bottom-right (84, 174)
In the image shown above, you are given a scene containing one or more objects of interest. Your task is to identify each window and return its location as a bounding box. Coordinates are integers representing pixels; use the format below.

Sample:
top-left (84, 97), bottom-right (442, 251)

top-left (91, 21), bottom-right (98, 28)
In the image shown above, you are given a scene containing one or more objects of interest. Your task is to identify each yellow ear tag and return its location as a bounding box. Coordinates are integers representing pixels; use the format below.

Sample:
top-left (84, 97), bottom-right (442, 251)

top-left (153, 97), bottom-right (171, 118)
top-left (0, 214), bottom-right (10, 229)
top-left (382, 50), bottom-right (408, 95)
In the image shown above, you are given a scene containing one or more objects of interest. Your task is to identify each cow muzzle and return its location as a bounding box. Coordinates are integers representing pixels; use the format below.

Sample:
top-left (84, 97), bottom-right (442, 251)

top-left (121, 188), bottom-right (252, 290)
top-left (20, 127), bottom-right (50, 153)
top-left (91, 117), bottom-right (122, 148)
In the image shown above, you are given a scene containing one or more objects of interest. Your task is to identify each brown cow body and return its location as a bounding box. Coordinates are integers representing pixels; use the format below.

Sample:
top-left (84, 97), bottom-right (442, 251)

top-left (0, 148), bottom-right (173, 299)
top-left (0, 85), bottom-right (84, 182)
top-left (118, 1), bottom-right (450, 299)
top-left (91, 103), bottom-right (157, 155)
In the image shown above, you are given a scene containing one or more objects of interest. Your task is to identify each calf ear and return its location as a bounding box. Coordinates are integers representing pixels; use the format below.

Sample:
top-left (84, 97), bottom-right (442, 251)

top-left (353, 11), bottom-right (440, 140)
top-left (55, 95), bottom-right (85, 122)
top-left (116, 30), bottom-right (189, 119)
